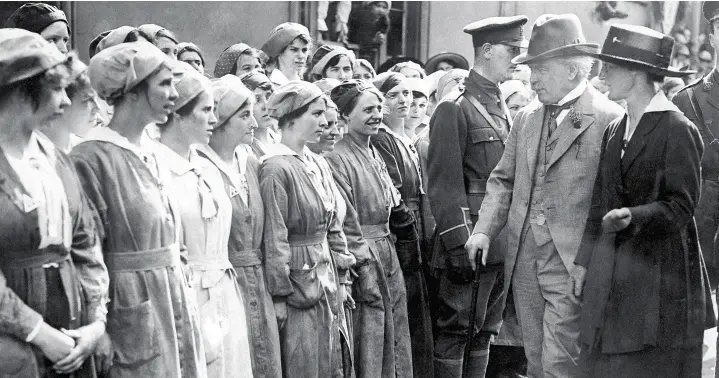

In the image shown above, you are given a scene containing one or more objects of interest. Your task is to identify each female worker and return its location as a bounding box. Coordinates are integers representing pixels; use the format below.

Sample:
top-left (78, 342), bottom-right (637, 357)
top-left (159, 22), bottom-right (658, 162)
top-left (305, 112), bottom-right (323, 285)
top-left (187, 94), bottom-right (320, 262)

top-left (72, 41), bottom-right (206, 377)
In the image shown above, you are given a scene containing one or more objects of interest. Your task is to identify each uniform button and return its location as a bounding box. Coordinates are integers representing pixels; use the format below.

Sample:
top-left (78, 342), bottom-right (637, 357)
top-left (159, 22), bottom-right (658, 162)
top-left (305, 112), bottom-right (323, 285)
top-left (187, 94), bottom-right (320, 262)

top-left (489, 136), bottom-right (495, 141)
top-left (250, 300), bottom-right (257, 306)
top-left (539, 171), bottom-right (544, 177)
top-left (245, 216), bottom-right (252, 223)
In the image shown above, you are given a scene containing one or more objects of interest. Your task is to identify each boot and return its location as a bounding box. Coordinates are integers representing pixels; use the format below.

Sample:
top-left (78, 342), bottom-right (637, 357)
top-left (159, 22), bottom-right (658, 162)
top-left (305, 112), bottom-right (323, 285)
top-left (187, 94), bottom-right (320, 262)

top-left (434, 358), bottom-right (462, 378)
top-left (465, 349), bottom-right (490, 378)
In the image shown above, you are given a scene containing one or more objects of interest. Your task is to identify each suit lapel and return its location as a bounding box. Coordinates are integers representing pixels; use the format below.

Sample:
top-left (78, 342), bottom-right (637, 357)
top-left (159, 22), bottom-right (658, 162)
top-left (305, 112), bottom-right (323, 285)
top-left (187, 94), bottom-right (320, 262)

top-left (547, 87), bottom-right (596, 169)
top-left (525, 104), bottom-right (544, 180)
top-left (621, 112), bottom-right (663, 174)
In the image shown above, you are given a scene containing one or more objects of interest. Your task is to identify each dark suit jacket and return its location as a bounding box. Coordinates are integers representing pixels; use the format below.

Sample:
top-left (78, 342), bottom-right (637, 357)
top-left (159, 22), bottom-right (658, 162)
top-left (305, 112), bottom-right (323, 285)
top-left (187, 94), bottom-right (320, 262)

top-left (673, 68), bottom-right (719, 180)
top-left (575, 110), bottom-right (716, 354)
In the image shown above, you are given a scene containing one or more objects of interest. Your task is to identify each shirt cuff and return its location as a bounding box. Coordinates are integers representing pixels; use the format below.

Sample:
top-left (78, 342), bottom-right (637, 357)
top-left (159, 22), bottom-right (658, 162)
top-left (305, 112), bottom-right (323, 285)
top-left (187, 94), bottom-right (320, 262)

top-left (25, 320), bottom-right (43, 343)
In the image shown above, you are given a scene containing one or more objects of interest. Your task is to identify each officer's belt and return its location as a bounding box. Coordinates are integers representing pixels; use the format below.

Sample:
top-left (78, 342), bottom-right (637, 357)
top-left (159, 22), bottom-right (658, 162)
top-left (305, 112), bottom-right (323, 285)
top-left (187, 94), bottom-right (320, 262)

top-left (466, 178), bottom-right (487, 194)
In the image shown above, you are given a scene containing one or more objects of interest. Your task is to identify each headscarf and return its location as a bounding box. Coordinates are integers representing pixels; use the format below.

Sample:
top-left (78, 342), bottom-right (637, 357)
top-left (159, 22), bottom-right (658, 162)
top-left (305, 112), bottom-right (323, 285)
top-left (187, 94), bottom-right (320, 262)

top-left (214, 43), bottom-right (253, 77)
top-left (310, 45), bottom-right (356, 76)
top-left (261, 22), bottom-right (311, 59)
top-left (390, 61), bottom-right (426, 78)
top-left (239, 70), bottom-right (272, 91)
top-left (177, 42), bottom-right (205, 66)
top-left (88, 41), bottom-right (173, 105)
top-left (138, 23), bottom-right (178, 44)
top-left (372, 71), bottom-right (405, 94)
top-left (0, 28), bottom-right (66, 87)
top-left (436, 69), bottom-right (467, 100)
top-left (330, 79), bottom-right (383, 116)
top-left (353, 58), bottom-right (377, 78)
top-left (406, 77), bottom-right (429, 99)
top-left (172, 61), bottom-right (211, 111)
top-left (267, 81), bottom-right (323, 120)
top-left (212, 75), bottom-right (253, 128)
top-left (313, 78), bottom-right (342, 95)
top-left (89, 29), bottom-right (112, 58)
top-left (4, 3), bottom-right (68, 34)
top-left (96, 26), bottom-right (137, 55)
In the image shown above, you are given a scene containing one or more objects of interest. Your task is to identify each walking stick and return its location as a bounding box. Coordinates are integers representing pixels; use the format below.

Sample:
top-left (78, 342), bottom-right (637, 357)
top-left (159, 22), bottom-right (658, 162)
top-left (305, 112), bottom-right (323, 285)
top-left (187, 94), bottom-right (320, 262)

top-left (461, 251), bottom-right (484, 378)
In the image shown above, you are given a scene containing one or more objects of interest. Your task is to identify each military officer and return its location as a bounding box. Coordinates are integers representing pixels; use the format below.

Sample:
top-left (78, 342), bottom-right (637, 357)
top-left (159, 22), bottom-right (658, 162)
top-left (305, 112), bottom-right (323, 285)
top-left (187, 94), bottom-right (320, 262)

top-left (427, 15), bottom-right (528, 378)
top-left (673, 1), bottom-right (719, 287)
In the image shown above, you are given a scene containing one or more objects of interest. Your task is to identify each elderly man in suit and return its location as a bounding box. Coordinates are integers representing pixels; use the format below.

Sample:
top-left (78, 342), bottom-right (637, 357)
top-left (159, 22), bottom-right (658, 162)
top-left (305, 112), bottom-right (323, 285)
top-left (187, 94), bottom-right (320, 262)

top-left (465, 14), bottom-right (623, 377)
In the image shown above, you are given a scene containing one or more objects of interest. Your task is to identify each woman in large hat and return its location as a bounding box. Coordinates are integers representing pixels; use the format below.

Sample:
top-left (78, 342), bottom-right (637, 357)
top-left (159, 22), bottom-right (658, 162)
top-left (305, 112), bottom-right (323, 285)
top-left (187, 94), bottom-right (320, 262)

top-left (572, 24), bottom-right (715, 377)
top-left (424, 52), bottom-right (469, 75)
top-left (194, 74), bottom-right (284, 378)
top-left (260, 23), bottom-right (312, 86)
top-left (260, 81), bottom-right (351, 377)
top-left (0, 28), bottom-right (108, 378)
top-left (72, 41), bottom-right (206, 377)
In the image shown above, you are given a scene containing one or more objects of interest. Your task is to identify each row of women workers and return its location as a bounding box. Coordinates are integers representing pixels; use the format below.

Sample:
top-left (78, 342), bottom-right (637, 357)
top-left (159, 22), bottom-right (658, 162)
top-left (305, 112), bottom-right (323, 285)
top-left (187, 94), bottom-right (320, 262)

top-left (0, 3), bottom-right (439, 378)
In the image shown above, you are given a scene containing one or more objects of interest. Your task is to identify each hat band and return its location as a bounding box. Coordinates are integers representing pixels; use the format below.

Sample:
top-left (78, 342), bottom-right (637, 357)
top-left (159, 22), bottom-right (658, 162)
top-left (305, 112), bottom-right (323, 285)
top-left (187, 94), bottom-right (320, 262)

top-left (602, 43), bottom-right (670, 70)
top-left (312, 49), bottom-right (356, 76)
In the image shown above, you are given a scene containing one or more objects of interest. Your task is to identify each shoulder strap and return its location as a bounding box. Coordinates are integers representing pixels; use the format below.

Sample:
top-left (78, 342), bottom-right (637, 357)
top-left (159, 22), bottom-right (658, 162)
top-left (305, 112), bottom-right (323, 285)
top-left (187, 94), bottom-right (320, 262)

top-left (687, 86), bottom-right (718, 144)
top-left (465, 95), bottom-right (508, 143)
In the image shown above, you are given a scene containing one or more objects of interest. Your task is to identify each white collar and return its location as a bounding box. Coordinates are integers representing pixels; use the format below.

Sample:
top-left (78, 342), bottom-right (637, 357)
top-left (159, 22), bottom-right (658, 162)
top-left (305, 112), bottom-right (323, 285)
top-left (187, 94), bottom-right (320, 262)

top-left (155, 142), bottom-right (202, 176)
top-left (259, 142), bottom-right (312, 163)
top-left (82, 126), bottom-right (148, 158)
top-left (643, 90), bottom-right (681, 114)
top-left (234, 144), bottom-right (249, 176)
top-left (556, 79), bottom-right (588, 106)
top-left (270, 69), bottom-right (290, 86)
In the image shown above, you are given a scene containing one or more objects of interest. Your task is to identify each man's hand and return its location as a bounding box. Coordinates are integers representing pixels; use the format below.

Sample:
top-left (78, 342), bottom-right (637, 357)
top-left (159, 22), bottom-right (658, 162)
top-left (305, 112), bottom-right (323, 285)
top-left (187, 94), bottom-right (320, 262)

top-left (94, 331), bottom-right (113, 376)
top-left (54, 321), bottom-right (106, 374)
top-left (465, 233), bottom-right (491, 268)
top-left (569, 264), bottom-right (588, 298)
top-left (602, 208), bottom-right (632, 233)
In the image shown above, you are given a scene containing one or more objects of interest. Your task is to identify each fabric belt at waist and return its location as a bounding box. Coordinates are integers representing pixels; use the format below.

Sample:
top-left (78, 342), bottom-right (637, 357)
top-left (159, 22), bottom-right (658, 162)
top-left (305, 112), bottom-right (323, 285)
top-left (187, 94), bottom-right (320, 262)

top-left (405, 198), bottom-right (420, 212)
top-left (288, 233), bottom-right (326, 247)
top-left (0, 246), bottom-right (80, 325)
top-left (466, 178), bottom-right (488, 194)
top-left (361, 224), bottom-right (390, 239)
top-left (188, 256), bottom-right (233, 271)
top-left (106, 244), bottom-right (180, 272)
top-left (229, 248), bottom-right (262, 267)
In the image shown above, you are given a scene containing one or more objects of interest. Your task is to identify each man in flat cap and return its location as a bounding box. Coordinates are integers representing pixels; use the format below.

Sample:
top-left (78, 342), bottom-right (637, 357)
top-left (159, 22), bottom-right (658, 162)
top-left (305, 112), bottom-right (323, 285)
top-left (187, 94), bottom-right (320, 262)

top-left (427, 15), bottom-right (528, 378)
top-left (673, 1), bottom-right (719, 292)
top-left (465, 14), bottom-right (623, 377)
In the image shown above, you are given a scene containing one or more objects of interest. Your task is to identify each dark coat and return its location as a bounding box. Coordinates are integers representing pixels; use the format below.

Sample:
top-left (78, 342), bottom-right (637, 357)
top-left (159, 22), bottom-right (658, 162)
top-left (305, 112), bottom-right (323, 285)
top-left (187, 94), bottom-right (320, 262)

top-left (427, 70), bottom-right (510, 268)
top-left (575, 110), bottom-right (716, 354)
top-left (673, 68), bottom-right (719, 180)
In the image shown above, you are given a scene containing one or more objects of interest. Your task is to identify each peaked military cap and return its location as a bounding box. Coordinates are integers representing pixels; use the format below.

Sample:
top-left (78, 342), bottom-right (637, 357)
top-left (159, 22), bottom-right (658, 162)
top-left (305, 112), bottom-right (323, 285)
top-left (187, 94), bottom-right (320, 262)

top-left (463, 15), bottom-right (529, 48)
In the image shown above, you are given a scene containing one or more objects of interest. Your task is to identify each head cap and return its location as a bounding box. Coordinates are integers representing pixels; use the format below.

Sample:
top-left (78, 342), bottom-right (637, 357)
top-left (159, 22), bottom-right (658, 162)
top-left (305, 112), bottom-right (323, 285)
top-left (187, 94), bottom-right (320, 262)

top-left (463, 15), bottom-right (528, 49)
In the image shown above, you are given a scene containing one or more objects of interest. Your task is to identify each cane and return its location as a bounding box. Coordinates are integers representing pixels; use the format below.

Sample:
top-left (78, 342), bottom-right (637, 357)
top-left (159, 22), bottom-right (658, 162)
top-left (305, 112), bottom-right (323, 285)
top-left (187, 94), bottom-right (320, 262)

top-left (461, 248), bottom-right (484, 378)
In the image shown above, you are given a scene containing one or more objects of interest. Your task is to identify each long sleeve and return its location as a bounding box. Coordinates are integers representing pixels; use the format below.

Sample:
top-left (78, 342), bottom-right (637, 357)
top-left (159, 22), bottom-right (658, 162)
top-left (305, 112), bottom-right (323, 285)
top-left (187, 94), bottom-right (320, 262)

top-left (372, 132), bottom-right (415, 234)
top-left (326, 154), bottom-right (373, 265)
top-left (259, 169), bottom-right (293, 298)
top-left (0, 268), bottom-right (43, 340)
top-left (428, 100), bottom-right (472, 250)
top-left (328, 183), bottom-right (354, 283)
top-left (575, 127), bottom-right (611, 267)
top-left (628, 117), bottom-right (704, 235)
top-left (472, 109), bottom-right (522, 240)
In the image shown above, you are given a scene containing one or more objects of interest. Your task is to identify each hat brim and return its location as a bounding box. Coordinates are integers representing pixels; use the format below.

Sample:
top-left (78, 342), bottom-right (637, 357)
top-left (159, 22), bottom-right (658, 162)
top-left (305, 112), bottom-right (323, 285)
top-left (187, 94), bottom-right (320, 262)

top-left (503, 39), bottom-right (529, 49)
top-left (425, 53), bottom-right (469, 73)
top-left (592, 53), bottom-right (696, 78)
top-left (511, 43), bottom-right (600, 65)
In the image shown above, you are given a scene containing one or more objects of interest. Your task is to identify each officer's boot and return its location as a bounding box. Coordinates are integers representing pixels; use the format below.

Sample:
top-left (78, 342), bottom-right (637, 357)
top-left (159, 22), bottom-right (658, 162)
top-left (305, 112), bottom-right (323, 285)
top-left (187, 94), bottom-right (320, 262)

top-left (434, 358), bottom-right (463, 378)
top-left (465, 349), bottom-right (490, 378)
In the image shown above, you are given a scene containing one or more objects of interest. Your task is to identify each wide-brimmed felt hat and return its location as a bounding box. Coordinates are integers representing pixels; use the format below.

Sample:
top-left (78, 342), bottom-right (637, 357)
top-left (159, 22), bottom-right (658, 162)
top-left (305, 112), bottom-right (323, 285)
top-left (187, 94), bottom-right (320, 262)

top-left (425, 52), bottom-right (469, 74)
top-left (512, 14), bottom-right (598, 65)
top-left (592, 23), bottom-right (694, 77)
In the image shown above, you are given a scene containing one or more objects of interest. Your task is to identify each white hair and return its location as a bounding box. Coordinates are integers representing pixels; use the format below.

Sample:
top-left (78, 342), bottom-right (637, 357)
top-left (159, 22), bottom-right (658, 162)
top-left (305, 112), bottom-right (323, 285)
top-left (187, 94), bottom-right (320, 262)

top-left (559, 56), bottom-right (594, 81)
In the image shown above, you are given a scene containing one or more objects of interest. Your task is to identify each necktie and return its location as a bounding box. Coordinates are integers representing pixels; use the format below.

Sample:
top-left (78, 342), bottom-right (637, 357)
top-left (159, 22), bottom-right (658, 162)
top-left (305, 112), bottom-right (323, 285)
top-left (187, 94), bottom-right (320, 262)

top-left (545, 97), bottom-right (580, 137)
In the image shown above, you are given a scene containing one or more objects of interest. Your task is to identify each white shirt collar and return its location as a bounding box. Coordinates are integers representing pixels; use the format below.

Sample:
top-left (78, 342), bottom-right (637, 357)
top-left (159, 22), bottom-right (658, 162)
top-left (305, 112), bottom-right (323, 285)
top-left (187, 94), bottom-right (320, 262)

top-left (82, 126), bottom-right (149, 158)
top-left (270, 69), bottom-right (290, 87)
top-left (155, 142), bottom-right (202, 176)
top-left (556, 79), bottom-right (588, 106)
top-left (259, 143), bottom-right (314, 164)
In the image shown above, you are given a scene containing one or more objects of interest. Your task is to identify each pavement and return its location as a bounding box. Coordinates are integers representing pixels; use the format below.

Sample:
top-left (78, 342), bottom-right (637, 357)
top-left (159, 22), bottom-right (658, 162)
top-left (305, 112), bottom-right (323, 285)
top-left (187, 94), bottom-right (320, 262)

top-left (703, 293), bottom-right (718, 378)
